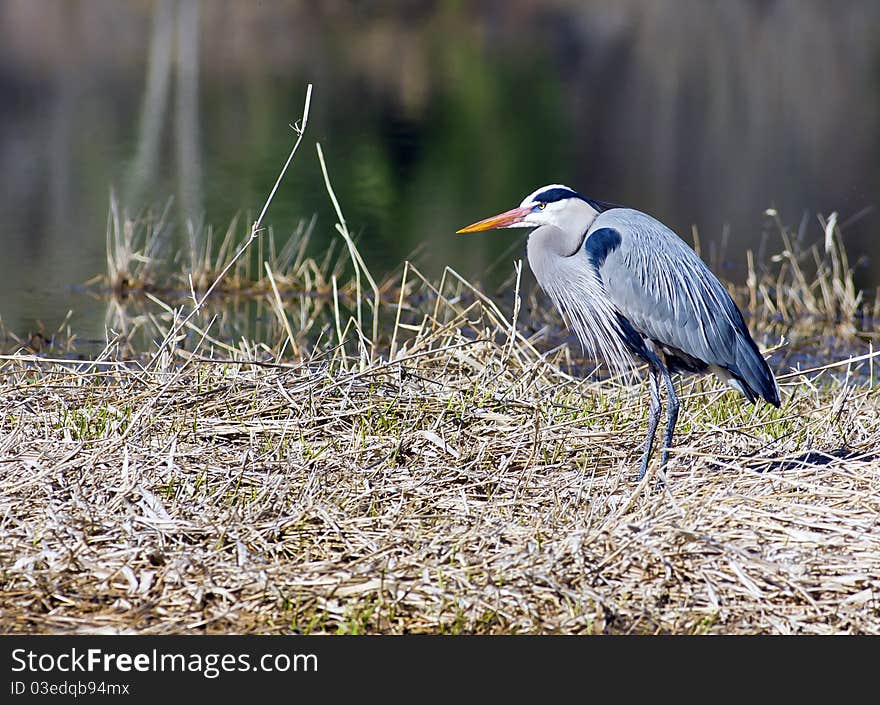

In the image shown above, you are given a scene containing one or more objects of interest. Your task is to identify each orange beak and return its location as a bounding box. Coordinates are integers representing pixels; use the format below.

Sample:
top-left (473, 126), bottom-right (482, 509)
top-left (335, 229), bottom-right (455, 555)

top-left (456, 206), bottom-right (531, 234)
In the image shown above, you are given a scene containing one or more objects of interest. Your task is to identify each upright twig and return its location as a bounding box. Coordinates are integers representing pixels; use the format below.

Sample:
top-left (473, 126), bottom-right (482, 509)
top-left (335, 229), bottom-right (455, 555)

top-left (316, 142), bottom-right (380, 368)
top-left (148, 83), bottom-right (312, 369)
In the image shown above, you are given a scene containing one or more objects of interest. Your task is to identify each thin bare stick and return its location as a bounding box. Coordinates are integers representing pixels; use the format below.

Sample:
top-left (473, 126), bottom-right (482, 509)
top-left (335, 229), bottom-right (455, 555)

top-left (256, 82), bottom-right (312, 235)
top-left (331, 274), bottom-right (346, 370)
top-left (776, 347), bottom-right (880, 380)
top-left (503, 259), bottom-right (523, 363)
top-left (390, 260), bottom-right (410, 361)
top-left (264, 261), bottom-right (301, 359)
top-left (316, 142), bottom-right (380, 365)
top-left (149, 83), bottom-right (312, 368)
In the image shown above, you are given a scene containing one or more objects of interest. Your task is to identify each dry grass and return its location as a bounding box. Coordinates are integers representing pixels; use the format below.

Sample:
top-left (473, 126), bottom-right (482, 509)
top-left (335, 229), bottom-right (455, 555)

top-left (1, 249), bottom-right (878, 634)
top-left (744, 209), bottom-right (872, 334)
top-left (4, 94), bottom-right (880, 633)
top-left (103, 194), bottom-right (341, 300)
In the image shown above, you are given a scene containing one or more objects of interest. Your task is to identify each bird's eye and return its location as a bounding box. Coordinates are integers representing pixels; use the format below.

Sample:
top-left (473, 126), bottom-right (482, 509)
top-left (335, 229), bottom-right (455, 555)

top-left (535, 203), bottom-right (546, 211)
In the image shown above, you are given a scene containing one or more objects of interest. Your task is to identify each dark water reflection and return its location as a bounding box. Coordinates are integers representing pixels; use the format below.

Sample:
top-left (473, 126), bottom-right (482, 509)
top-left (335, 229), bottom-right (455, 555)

top-left (1, 0), bottom-right (878, 343)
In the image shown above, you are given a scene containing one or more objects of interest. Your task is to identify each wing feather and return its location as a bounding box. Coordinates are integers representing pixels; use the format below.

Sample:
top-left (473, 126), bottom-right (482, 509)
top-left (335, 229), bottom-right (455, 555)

top-left (590, 210), bottom-right (779, 404)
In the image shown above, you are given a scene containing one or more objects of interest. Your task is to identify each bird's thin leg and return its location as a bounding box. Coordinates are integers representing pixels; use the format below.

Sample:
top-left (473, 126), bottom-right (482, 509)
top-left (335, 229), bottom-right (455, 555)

top-left (637, 367), bottom-right (662, 481)
top-left (658, 364), bottom-right (680, 469)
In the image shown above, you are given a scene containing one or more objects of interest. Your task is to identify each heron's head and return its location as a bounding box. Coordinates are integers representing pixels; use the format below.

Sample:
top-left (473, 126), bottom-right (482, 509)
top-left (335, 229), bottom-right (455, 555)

top-left (456, 184), bottom-right (602, 236)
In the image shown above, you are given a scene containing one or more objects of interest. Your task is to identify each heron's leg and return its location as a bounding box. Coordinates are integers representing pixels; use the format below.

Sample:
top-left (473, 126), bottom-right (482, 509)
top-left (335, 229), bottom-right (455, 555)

top-left (637, 367), bottom-right (662, 481)
top-left (658, 364), bottom-right (680, 469)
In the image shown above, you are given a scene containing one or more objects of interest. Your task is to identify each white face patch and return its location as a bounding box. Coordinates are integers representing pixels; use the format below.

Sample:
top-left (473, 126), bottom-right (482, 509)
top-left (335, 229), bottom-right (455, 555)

top-left (521, 195), bottom-right (600, 235)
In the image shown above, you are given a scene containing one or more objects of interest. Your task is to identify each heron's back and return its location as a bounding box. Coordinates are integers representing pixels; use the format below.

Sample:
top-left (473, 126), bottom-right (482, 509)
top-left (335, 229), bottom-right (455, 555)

top-left (591, 209), bottom-right (780, 406)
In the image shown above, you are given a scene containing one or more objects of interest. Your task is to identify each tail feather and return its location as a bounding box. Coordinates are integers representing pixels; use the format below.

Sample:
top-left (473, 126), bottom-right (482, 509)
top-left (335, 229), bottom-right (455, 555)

top-left (733, 335), bottom-right (780, 407)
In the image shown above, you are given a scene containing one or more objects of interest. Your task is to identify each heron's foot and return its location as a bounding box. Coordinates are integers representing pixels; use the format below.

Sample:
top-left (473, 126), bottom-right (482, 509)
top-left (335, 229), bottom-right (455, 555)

top-left (636, 450), bottom-right (670, 485)
top-left (659, 446), bottom-right (670, 468)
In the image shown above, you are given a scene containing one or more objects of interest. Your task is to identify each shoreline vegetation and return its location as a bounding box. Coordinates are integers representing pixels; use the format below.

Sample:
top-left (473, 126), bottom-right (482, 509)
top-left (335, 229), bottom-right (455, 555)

top-left (2, 91), bottom-right (879, 634)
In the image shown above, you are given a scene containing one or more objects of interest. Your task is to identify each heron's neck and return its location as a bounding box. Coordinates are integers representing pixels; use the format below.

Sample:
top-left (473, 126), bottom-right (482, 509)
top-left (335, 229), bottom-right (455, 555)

top-left (529, 201), bottom-right (600, 257)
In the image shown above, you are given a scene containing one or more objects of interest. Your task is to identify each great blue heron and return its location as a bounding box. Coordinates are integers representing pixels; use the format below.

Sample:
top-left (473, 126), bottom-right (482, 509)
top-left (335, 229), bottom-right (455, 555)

top-left (457, 184), bottom-right (780, 480)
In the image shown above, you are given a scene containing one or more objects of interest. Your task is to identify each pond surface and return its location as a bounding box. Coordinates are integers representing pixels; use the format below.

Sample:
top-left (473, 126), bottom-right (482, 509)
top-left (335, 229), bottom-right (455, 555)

top-left (1, 0), bottom-right (879, 346)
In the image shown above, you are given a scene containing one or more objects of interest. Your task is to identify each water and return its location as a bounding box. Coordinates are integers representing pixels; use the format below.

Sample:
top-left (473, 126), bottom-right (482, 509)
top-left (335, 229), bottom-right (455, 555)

top-left (1, 0), bottom-right (879, 344)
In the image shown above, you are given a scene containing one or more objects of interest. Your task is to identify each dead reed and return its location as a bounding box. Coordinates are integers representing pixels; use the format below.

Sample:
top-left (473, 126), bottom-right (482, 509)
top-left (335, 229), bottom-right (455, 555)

top-left (1, 233), bottom-right (879, 633)
top-left (2, 87), bottom-right (879, 633)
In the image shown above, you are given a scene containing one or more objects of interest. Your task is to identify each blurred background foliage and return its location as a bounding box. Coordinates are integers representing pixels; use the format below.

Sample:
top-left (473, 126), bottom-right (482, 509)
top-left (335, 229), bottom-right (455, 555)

top-left (1, 0), bottom-right (878, 336)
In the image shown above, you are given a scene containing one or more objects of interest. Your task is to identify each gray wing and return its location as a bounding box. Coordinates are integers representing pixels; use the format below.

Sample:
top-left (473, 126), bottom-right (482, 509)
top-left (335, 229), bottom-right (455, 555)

top-left (588, 209), bottom-right (779, 405)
